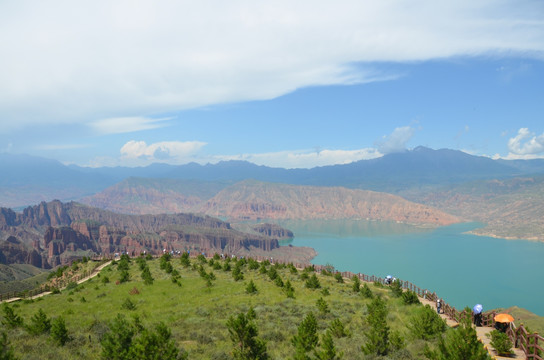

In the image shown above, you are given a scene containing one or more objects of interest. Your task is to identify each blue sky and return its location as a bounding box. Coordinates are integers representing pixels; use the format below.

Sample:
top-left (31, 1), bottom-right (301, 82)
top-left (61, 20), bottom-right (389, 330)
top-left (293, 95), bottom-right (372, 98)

top-left (1, 1), bottom-right (543, 168)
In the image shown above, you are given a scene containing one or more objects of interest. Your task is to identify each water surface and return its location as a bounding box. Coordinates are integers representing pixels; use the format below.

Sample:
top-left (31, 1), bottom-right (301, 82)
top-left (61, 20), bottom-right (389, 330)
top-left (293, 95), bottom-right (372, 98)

top-left (276, 219), bottom-right (544, 316)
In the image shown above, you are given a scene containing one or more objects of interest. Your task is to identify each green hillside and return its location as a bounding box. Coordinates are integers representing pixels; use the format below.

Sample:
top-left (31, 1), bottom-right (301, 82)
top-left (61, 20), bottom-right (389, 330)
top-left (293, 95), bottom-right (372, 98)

top-left (1, 255), bottom-right (489, 359)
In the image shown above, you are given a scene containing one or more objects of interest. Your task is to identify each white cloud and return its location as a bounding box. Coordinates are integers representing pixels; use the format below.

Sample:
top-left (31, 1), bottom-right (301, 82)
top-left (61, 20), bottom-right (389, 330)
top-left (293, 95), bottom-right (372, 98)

top-left (376, 126), bottom-right (415, 154)
top-left (216, 148), bottom-right (383, 169)
top-left (506, 128), bottom-right (544, 157)
top-left (0, 1), bottom-right (543, 132)
top-left (120, 140), bottom-right (207, 164)
top-left (91, 116), bottom-right (172, 135)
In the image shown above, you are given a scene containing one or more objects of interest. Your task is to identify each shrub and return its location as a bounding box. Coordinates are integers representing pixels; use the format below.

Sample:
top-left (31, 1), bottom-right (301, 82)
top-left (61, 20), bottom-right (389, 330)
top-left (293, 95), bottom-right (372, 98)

top-left (246, 280), bottom-right (258, 294)
top-left (50, 316), bottom-right (70, 346)
top-left (65, 281), bottom-right (78, 291)
top-left (334, 273), bottom-right (344, 283)
top-left (305, 274), bottom-right (321, 289)
top-left (284, 280), bottom-right (295, 299)
top-left (1, 304), bottom-right (23, 328)
top-left (226, 311), bottom-right (268, 360)
top-left (424, 307), bottom-right (489, 360)
top-left (321, 287), bottom-right (330, 296)
top-left (121, 298), bottom-right (137, 311)
top-left (489, 330), bottom-right (513, 356)
top-left (351, 275), bottom-right (361, 293)
top-left (0, 332), bottom-right (16, 360)
top-left (408, 304), bottom-right (446, 340)
top-left (27, 308), bottom-right (51, 335)
top-left (119, 270), bottom-right (130, 283)
top-left (288, 263), bottom-right (298, 275)
top-left (223, 262), bottom-right (232, 272)
top-left (232, 265), bottom-right (244, 281)
top-left (328, 318), bottom-right (349, 338)
top-left (292, 312), bottom-right (318, 358)
top-left (390, 280), bottom-right (403, 297)
top-left (274, 276), bottom-right (284, 288)
top-left (268, 267), bottom-right (278, 280)
top-left (316, 297), bottom-right (330, 314)
top-left (402, 290), bottom-right (420, 305)
top-left (196, 254), bottom-right (207, 264)
top-left (141, 267), bottom-right (153, 285)
top-left (362, 296), bottom-right (390, 356)
top-left (180, 252), bottom-right (191, 267)
top-left (248, 259), bottom-right (260, 270)
top-left (361, 283), bottom-right (374, 299)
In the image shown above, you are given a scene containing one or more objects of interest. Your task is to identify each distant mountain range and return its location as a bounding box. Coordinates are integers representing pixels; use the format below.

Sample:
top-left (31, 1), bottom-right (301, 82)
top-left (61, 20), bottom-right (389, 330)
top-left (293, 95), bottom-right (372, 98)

top-left (2, 147), bottom-right (544, 241)
top-left (3, 146), bottom-right (544, 208)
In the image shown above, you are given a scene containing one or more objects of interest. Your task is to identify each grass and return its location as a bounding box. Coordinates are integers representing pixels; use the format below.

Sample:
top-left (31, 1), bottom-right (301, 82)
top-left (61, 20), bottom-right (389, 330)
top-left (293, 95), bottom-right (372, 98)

top-left (2, 256), bottom-right (449, 359)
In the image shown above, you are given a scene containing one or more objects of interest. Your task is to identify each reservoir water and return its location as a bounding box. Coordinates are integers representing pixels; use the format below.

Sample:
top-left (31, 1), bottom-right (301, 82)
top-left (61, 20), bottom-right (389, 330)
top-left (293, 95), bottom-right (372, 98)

top-left (276, 219), bottom-right (544, 316)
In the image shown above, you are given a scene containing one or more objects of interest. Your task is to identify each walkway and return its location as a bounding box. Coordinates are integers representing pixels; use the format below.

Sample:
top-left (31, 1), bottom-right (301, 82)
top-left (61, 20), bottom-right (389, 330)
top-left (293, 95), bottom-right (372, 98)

top-left (421, 298), bottom-right (526, 359)
top-left (1, 261), bottom-right (112, 304)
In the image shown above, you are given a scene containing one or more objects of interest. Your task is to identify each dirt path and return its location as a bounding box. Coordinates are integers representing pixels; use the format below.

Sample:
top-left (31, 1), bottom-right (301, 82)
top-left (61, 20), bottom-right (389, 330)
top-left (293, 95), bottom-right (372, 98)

top-left (1, 261), bottom-right (112, 304)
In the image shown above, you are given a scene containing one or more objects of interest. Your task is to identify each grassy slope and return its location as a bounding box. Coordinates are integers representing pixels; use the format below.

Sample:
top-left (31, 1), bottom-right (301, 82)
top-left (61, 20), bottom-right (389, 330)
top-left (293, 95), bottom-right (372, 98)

top-left (0, 258), bottom-right (484, 359)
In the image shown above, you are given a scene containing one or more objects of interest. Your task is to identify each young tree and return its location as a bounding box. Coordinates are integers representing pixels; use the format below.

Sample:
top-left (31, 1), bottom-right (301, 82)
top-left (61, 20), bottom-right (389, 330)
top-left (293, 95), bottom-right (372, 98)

top-left (180, 252), bottom-right (191, 267)
top-left (305, 274), bottom-right (321, 289)
top-left (361, 283), bottom-right (373, 299)
top-left (226, 311), bottom-right (268, 360)
top-left (390, 279), bottom-right (403, 297)
top-left (1, 304), bottom-right (23, 328)
top-left (141, 266), bottom-right (154, 285)
top-left (362, 296), bottom-right (389, 356)
top-left (408, 305), bottom-right (446, 340)
top-left (100, 314), bottom-right (135, 360)
top-left (284, 280), bottom-right (295, 299)
top-left (424, 307), bottom-right (490, 360)
top-left (27, 308), bottom-right (51, 335)
top-left (489, 330), bottom-right (513, 356)
top-left (292, 312), bottom-right (318, 359)
top-left (316, 297), bottom-right (330, 314)
top-left (246, 280), bottom-right (258, 294)
top-left (0, 332), bottom-right (17, 360)
top-left (334, 273), bottom-right (344, 283)
top-left (328, 318), bottom-right (349, 338)
top-left (315, 330), bottom-right (342, 360)
top-left (50, 316), bottom-right (70, 346)
top-left (130, 322), bottom-right (180, 360)
top-left (351, 275), bottom-right (361, 293)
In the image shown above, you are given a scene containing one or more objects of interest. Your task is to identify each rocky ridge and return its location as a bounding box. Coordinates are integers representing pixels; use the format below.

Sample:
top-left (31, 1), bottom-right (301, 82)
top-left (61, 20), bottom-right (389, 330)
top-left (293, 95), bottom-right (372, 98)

top-left (0, 201), bottom-right (283, 268)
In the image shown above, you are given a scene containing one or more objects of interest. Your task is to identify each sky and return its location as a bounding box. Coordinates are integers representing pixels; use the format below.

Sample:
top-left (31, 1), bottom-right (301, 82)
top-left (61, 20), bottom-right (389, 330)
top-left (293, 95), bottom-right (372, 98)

top-left (1, 0), bottom-right (543, 169)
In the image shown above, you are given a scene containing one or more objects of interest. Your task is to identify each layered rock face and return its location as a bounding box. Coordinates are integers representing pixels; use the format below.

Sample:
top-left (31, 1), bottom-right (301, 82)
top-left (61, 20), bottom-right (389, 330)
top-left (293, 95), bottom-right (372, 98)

top-left (0, 201), bottom-right (281, 268)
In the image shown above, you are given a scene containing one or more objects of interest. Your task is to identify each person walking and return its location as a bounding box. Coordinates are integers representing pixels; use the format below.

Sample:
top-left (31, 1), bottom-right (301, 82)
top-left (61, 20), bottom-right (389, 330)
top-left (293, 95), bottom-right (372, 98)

top-left (436, 298), bottom-right (442, 314)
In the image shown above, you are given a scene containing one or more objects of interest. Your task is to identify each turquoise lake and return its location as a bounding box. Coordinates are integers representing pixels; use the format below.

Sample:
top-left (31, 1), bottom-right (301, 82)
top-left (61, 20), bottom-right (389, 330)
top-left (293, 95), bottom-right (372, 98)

top-left (275, 219), bottom-right (544, 316)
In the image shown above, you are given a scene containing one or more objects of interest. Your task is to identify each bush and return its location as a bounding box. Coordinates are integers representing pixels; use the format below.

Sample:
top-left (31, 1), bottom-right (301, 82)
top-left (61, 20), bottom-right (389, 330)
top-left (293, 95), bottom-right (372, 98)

top-left (334, 273), bottom-right (344, 283)
top-left (390, 280), bottom-right (403, 297)
top-left (402, 290), bottom-right (420, 305)
top-left (361, 283), bottom-right (374, 299)
top-left (121, 298), bottom-right (137, 311)
top-left (180, 252), bottom-right (191, 267)
top-left (0, 332), bottom-right (16, 360)
top-left (274, 276), bottom-right (284, 288)
top-left (1, 304), bottom-right (23, 328)
top-left (284, 280), bottom-right (295, 299)
top-left (226, 311), bottom-right (268, 360)
top-left (408, 305), bottom-right (446, 340)
top-left (27, 308), bottom-right (51, 335)
top-left (328, 318), bottom-right (349, 338)
top-left (316, 297), bottom-right (330, 314)
top-left (50, 316), bottom-right (70, 346)
top-left (246, 280), bottom-right (258, 294)
top-left (119, 270), bottom-right (130, 283)
top-left (489, 330), bottom-right (513, 356)
top-left (352, 275), bottom-right (361, 293)
top-left (424, 307), bottom-right (489, 360)
top-left (305, 274), bottom-right (321, 289)
top-left (292, 312), bottom-right (318, 358)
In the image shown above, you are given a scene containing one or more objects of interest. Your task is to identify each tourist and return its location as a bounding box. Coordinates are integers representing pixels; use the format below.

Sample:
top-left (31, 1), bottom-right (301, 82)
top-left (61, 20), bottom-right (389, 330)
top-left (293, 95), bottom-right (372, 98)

top-left (436, 298), bottom-right (442, 314)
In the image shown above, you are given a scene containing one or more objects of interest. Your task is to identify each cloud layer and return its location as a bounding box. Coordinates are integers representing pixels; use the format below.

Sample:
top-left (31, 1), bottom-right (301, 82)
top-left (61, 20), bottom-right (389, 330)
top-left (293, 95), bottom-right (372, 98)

top-left (1, 0), bottom-right (543, 132)
top-left (507, 128), bottom-right (544, 158)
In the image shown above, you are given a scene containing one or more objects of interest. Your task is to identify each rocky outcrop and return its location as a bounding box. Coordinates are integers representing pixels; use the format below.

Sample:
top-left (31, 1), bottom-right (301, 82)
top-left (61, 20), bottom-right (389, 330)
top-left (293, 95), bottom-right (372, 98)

top-left (253, 223), bottom-right (293, 239)
top-left (0, 201), bottom-right (281, 268)
top-left (0, 236), bottom-right (42, 268)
